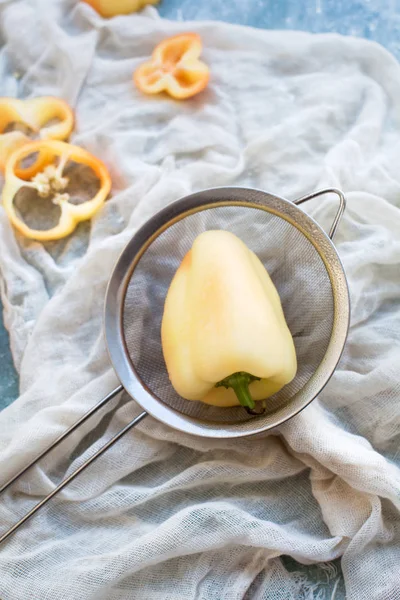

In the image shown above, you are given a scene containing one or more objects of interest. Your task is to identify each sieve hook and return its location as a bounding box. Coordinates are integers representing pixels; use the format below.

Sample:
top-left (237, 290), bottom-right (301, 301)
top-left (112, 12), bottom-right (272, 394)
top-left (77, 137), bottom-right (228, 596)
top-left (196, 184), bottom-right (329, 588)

top-left (293, 188), bottom-right (346, 239)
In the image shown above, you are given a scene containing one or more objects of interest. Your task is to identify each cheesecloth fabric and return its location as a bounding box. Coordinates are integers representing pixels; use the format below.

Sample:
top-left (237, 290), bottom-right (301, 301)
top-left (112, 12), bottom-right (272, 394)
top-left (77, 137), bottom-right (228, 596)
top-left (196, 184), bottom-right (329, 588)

top-left (0, 1), bottom-right (400, 598)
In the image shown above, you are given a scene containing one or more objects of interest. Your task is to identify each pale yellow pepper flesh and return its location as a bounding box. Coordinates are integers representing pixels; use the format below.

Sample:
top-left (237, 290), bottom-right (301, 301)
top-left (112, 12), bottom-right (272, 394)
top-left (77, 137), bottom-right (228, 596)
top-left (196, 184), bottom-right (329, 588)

top-left (2, 140), bottom-right (111, 242)
top-left (0, 97), bottom-right (74, 173)
top-left (161, 230), bottom-right (297, 409)
top-left (82, 0), bottom-right (159, 18)
top-left (134, 33), bottom-right (210, 100)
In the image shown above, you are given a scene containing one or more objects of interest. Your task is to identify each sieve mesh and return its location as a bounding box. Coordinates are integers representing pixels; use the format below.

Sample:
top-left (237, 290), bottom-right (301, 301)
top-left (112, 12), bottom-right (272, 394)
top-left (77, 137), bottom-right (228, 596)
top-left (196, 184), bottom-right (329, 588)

top-left (122, 204), bottom-right (334, 425)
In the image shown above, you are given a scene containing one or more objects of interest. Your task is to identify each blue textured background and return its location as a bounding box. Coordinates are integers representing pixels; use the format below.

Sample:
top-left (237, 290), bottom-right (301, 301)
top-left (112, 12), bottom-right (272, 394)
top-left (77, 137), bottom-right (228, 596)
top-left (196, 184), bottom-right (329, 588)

top-left (0, 316), bottom-right (17, 411)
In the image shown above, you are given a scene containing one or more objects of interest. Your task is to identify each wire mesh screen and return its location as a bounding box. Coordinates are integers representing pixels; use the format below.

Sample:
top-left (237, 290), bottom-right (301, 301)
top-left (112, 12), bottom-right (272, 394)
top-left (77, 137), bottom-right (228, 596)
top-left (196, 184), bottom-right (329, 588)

top-left (122, 204), bottom-right (334, 424)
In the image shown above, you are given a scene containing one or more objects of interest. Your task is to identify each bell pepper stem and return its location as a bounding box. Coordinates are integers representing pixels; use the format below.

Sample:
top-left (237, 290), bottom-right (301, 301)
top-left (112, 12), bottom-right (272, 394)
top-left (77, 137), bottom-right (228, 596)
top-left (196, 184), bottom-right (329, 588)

top-left (216, 372), bottom-right (260, 410)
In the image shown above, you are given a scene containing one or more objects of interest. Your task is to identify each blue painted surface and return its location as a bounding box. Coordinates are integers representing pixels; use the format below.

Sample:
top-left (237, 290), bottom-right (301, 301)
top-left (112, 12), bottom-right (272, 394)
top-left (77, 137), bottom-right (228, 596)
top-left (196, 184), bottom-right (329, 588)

top-left (0, 314), bottom-right (18, 411)
top-left (159, 0), bottom-right (400, 60)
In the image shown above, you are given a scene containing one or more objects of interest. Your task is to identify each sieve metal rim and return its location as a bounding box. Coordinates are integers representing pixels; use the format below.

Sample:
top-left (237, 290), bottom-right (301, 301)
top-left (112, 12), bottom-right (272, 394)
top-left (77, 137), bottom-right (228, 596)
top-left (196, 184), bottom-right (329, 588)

top-left (104, 187), bottom-right (350, 438)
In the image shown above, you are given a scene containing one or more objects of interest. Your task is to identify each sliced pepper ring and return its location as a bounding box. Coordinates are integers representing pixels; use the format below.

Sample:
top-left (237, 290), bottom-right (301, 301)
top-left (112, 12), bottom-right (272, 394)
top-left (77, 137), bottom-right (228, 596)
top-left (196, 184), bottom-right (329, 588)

top-left (0, 97), bottom-right (74, 172)
top-left (134, 33), bottom-right (210, 100)
top-left (2, 140), bottom-right (111, 241)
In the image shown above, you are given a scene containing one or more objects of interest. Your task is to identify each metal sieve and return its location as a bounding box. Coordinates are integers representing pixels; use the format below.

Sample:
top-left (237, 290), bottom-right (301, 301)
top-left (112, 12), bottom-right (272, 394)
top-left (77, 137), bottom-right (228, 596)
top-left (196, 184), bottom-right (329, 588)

top-left (0, 186), bottom-right (350, 544)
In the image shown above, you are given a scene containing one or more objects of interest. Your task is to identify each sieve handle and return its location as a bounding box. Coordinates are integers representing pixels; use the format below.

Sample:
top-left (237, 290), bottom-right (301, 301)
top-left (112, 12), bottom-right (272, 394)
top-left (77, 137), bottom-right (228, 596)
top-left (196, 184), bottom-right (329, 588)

top-left (0, 386), bottom-right (148, 546)
top-left (293, 188), bottom-right (346, 239)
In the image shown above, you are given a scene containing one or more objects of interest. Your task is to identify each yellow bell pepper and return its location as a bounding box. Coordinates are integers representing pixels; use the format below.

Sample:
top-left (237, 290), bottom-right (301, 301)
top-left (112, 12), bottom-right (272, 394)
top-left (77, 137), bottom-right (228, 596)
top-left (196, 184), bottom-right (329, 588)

top-left (0, 97), bottom-right (74, 173)
top-left (82, 0), bottom-right (159, 18)
top-left (161, 230), bottom-right (297, 410)
top-left (134, 33), bottom-right (210, 100)
top-left (2, 140), bottom-right (111, 241)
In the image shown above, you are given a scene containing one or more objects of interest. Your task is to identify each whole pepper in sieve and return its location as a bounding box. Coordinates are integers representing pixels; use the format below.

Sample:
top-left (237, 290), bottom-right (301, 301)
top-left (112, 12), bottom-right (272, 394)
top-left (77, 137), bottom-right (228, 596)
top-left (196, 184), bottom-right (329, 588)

top-left (161, 230), bottom-right (297, 410)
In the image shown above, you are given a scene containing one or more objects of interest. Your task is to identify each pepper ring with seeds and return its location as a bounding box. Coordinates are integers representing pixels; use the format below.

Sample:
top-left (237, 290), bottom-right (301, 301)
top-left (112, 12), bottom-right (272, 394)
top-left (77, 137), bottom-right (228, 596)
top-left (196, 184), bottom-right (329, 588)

top-left (2, 140), bottom-right (111, 241)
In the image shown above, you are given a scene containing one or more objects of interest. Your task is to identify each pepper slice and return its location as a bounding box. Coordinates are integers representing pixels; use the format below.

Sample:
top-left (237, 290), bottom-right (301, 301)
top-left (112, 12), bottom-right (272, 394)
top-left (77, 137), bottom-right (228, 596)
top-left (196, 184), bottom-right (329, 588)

top-left (134, 33), bottom-right (210, 100)
top-left (82, 0), bottom-right (159, 17)
top-left (2, 140), bottom-right (111, 241)
top-left (0, 97), bottom-right (74, 173)
top-left (161, 230), bottom-right (297, 409)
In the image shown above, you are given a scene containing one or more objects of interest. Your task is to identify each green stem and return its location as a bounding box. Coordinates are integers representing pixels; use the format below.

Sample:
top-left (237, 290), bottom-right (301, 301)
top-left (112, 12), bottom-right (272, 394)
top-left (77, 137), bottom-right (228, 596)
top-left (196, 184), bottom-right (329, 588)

top-left (215, 371), bottom-right (260, 410)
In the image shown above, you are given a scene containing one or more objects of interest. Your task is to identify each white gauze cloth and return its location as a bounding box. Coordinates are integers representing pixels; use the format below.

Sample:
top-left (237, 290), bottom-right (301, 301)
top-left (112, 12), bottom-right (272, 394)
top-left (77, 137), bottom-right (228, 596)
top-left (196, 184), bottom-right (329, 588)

top-left (0, 1), bottom-right (400, 599)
